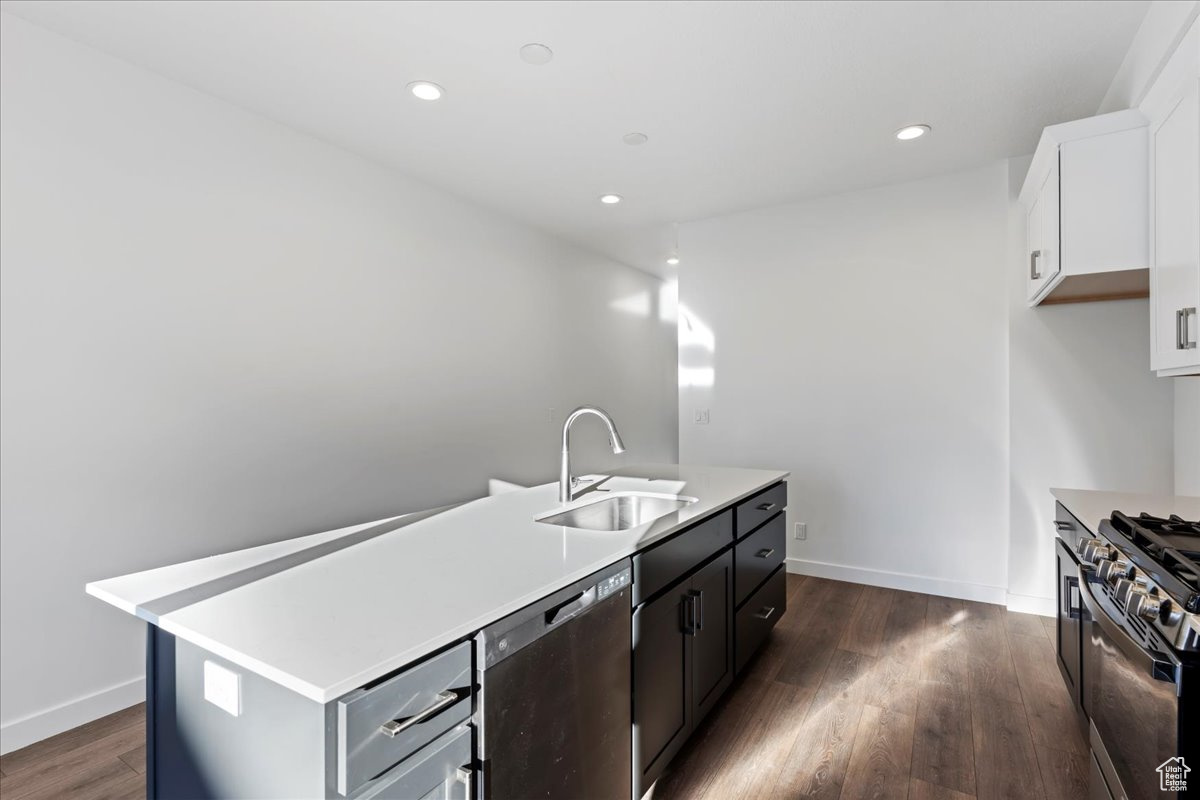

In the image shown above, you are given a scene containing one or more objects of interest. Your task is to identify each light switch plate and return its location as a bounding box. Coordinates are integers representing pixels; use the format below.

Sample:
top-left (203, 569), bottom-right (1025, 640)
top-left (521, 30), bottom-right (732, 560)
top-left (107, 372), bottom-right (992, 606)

top-left (204, 660), bottom-right (242, 716)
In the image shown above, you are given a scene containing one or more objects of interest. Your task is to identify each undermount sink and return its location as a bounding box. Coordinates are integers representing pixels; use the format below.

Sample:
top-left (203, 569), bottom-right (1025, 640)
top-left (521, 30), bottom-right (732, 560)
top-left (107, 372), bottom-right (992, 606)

top-left (535, 491), bottom-right (699, 532)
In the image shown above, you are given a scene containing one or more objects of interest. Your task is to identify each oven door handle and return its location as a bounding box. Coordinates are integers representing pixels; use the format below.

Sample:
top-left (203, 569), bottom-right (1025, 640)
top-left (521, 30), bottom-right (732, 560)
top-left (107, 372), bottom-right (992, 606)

top-left (1078, 577), bottom-right (1179, 685)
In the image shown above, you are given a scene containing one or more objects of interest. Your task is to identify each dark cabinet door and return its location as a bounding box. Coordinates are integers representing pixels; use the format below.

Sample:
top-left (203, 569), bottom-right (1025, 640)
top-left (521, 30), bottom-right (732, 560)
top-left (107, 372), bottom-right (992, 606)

top-left (1055, 536), bottom-right (1083, 709)
top-left (690, 549), bottom-right (733, 724)
top-left (633, 587), bottom-right (692, 798)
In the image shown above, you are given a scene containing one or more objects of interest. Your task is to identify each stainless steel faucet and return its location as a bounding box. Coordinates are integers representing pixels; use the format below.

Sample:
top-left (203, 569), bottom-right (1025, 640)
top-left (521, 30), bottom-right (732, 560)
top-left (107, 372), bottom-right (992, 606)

top-left (559, 406), bottom-right (626, 504)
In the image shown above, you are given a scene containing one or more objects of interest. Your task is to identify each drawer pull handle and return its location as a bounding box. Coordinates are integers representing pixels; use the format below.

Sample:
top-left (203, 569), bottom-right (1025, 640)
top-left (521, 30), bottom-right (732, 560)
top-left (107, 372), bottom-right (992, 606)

top-left (379, 690), bottom-right (459, 738)
top-left (756, 502), bottom-right (777, 512)
top-left (754, 606), bottom-right (776, 621)
top-left (456, 767), bottom-right (474, 800)
top-left (755, 548), bottom-right (775, 559)
top-left (1054, 520), bottom-right (1074, 532)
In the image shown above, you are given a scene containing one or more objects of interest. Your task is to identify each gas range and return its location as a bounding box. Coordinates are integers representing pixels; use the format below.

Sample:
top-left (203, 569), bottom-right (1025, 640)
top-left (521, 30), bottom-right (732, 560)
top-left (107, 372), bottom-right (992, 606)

top-left (1077, 510), bottom-right (1200, 652)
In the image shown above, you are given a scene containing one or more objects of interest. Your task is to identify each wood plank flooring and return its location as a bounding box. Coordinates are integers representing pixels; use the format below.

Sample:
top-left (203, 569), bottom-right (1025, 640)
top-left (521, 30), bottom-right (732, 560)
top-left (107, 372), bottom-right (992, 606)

top-left (0, 575), bottom-right (1085, 800)
top-left (0, 704), bottom-right (144, 800)
top-left (654, 574), bottom-right (1088, 800)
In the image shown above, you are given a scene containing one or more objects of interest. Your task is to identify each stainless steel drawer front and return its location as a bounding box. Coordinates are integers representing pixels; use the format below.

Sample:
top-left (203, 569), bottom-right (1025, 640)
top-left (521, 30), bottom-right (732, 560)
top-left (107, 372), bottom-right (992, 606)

top-left (337, 642), bottom-right (473, 796)
top-left (735, 513), bottom-right (785, 606)
top-left (735, 482), bottom-right (787, 540)
top-left (353, 724), bottom-right (473, 800)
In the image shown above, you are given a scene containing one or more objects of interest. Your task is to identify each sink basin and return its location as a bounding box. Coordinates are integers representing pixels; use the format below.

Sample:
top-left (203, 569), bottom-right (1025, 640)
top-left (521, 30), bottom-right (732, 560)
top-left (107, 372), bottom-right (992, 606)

top-left (536, 491), bottom-right (699, 532)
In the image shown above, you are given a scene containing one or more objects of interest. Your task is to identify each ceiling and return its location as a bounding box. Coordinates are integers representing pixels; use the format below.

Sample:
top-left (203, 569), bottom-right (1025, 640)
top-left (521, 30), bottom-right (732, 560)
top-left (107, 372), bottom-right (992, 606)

top-left (1, 0), bottom-right (1149, 276)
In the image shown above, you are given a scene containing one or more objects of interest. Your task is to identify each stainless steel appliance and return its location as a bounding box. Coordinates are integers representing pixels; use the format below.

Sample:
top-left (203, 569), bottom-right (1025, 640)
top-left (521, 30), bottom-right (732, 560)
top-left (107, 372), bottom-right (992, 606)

top-left (1072, 511), bottom-right (1199, 800)
top-left (475, 560), bottom-right (633, 800)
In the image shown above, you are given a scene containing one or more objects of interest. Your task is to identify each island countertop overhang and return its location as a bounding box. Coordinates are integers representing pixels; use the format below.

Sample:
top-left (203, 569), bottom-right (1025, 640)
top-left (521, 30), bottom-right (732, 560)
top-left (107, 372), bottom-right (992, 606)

top-left (87, 463), bottom-right (789, 703)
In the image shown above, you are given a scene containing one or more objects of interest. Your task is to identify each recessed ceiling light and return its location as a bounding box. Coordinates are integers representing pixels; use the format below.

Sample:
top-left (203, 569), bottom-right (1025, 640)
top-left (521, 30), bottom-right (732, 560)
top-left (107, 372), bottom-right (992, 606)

top-left (599, 194), bottom-right (623, 205)
top-left (408, 81), bottom-right (445, 101)
top-left (623, 132), bottom-right (648, 146)
top-left (520, 43), bottom-right (554, 65)
top-left (895, 124), bottom-right (931, 141)
top-left (666, 255), bottom-right (680, 266)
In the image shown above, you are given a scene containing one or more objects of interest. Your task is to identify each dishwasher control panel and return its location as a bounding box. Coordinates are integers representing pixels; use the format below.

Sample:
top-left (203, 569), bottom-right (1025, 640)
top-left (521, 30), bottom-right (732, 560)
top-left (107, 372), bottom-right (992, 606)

top-left (596, 567), bottom-right (632, 600)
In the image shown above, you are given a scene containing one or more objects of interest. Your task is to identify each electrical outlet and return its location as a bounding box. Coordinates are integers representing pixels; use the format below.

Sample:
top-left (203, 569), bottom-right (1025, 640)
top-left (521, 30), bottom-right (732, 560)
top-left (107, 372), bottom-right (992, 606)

top-left (694, 408), bottom-right (710, 425)
top-left (794, 522), bottom-right (807, 540)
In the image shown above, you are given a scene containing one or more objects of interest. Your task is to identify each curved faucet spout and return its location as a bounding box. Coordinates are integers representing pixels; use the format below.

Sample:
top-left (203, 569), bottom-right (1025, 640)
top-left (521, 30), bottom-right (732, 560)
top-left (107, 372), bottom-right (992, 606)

top-left (560, 406), bottom-right (626, 504)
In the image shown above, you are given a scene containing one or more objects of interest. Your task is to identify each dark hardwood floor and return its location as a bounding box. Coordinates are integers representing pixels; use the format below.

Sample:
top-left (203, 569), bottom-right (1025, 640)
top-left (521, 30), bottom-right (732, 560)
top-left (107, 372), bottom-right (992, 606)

top-left (653, 573), bottom-right (1087, 800)
top-left (0, 574), bottom-right (1084, 800)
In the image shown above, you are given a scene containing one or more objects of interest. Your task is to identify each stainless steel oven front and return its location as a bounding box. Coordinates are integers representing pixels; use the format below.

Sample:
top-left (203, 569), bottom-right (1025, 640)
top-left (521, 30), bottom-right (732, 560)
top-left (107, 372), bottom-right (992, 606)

top-left (1079, 573), bottom-right (1194, 800)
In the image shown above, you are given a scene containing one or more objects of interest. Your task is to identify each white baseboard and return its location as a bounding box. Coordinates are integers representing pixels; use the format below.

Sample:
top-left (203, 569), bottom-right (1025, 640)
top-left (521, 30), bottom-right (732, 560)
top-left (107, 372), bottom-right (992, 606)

top-left (1005, 593), bottom-right (1056, 618)
top-left (785, 557), bottom-right (1008, 605)
top-left (0, 676), bottom-right (144, 755)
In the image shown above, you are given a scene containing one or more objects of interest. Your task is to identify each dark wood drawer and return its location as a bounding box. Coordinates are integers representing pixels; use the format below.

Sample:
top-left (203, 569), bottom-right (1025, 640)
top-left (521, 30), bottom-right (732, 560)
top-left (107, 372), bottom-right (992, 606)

top-left (734, 513), bottom-right (784, 606)
top-left (735, 565), bottom-right (786, 674)
top-left (735, 482), bottom-right (787, 540)
top-left (335, 642), bottom-right (473, 796)
top-left (633, 511), bottom-right (733, 605)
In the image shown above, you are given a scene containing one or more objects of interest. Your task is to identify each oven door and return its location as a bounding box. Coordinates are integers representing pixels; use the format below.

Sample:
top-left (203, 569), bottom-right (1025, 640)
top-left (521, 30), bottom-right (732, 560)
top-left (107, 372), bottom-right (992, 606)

top-left (1079, 576), bottom-right (1182, 800)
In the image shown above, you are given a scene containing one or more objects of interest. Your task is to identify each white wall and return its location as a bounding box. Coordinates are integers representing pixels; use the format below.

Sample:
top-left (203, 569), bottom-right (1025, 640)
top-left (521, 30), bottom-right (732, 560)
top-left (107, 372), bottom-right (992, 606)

top-left (1179, 380), bottom-right (1200, 495)
top-left (0, 15), bottom-right (677, 752)
top-left (678, 161), bottom-right (1175, 610)
top-left (679, 164), bottom-right (1013, 602)
top-left (1005, 166), bottom-right (1175, 613)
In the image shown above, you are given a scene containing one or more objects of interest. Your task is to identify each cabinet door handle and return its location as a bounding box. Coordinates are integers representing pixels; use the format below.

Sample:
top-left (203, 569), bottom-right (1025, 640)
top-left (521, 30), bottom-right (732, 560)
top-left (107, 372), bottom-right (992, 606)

top-left (379, 690), bottom-right (458, 738)
top-left (688, 589), bottom-right (704, 632)
top-left (1054, 520), bottom-right (1074, 532)
top-left (681, 592), bottom-right (696, 635)
top-left (1178, 307), bottom-right (1197, 350)
top-left (754, 606), bottom-right (776, 621)
top-left (756, 502), bottom-right (777, 512)
top-left (1030, 249), bottom-right (1042, 280)
top-left (755, 547), bottom-right (775, 559)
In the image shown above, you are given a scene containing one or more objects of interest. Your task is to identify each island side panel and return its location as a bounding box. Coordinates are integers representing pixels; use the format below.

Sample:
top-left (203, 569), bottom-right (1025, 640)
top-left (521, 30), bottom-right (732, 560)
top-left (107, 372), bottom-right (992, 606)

top-left (147, 625), bottom-right (329, 799)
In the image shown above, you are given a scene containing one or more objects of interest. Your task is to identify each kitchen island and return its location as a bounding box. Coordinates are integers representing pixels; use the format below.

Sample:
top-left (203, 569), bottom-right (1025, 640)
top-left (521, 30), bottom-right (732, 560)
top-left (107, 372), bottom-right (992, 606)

top-left (87, 463), bottom-right (789, 799)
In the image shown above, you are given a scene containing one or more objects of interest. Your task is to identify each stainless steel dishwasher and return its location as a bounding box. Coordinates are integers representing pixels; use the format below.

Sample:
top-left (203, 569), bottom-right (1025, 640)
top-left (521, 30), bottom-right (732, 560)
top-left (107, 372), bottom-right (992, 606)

top-left (475, 559), bottom-right (632, 800)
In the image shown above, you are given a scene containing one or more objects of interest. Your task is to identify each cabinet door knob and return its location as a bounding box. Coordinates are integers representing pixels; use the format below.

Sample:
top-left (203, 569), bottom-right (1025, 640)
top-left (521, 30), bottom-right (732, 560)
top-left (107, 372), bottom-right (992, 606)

top-left (1029, 249), bottom-right (1042, 280)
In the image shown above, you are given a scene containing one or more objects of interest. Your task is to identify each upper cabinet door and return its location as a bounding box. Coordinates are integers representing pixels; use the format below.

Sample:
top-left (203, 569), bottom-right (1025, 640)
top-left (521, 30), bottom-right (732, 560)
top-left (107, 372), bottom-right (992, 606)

top-left (1149, 78), bottom-right (1200, 375)
top-left (1026, 155), bottom-right (1061, 302)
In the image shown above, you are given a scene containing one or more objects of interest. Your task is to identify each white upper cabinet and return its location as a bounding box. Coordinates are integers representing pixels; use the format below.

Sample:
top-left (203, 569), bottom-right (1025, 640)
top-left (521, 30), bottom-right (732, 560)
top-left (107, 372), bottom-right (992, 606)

top-left (1020, 110), bottom-right (1149, 306)
top-left (1143, 17), bottom-right (1199, 377)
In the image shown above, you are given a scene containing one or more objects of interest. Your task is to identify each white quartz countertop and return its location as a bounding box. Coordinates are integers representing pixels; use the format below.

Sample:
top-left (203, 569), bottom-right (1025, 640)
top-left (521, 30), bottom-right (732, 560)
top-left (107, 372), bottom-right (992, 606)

top-left (1051, 487), bottom-right (1200, 536)
top-left (88, 464), bottom-right (787, 703)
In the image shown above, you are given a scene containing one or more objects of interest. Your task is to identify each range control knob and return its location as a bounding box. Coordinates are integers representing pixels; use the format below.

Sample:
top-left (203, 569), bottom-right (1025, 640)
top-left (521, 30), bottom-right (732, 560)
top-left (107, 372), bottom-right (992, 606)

top-left (1127, 591), bottom-right (1161, 621)
top-left (1096, 557), bottom-right (1131, 583)
top-left (1159, 599), bottom-right (1184, 626)
top-left (1113, 578), bottom-right (1137, 606)
top-left (1077, 539), bottom-right (1107, 563)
